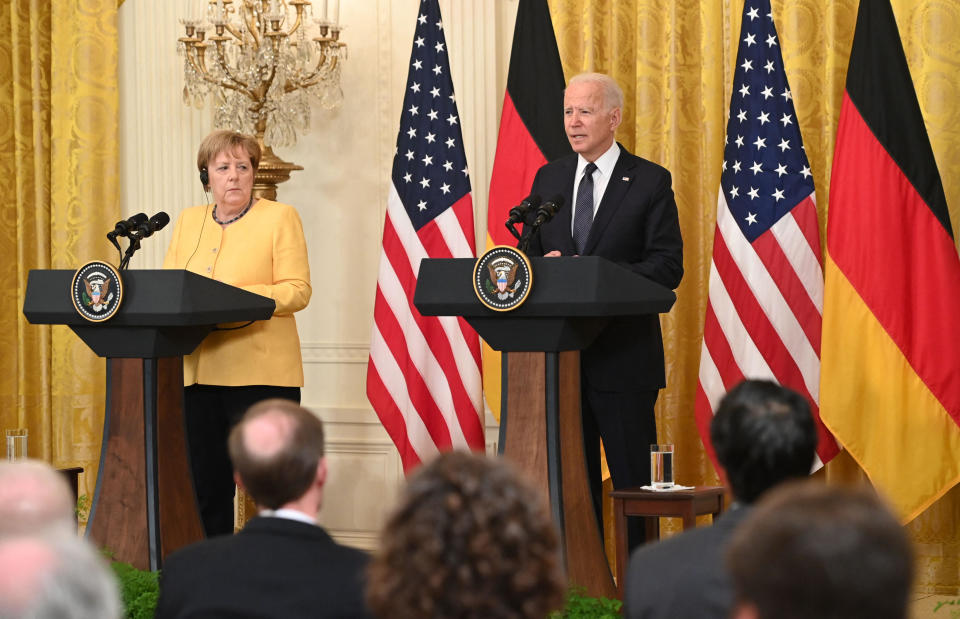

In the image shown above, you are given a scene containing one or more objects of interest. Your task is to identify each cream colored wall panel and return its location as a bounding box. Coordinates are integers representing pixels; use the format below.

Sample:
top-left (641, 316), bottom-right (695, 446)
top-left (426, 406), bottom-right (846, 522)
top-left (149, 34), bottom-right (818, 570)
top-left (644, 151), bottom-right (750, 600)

top-left (318, 440), bottom-right (402, 551)
top-left (305, 364), bottom-right (371, 410)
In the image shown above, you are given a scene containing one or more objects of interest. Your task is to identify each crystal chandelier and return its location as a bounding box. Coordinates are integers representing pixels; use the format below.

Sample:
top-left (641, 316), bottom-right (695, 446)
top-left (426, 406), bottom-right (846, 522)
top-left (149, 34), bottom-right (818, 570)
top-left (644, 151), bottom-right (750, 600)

top-left (177, 0), bottom-right (346, 197)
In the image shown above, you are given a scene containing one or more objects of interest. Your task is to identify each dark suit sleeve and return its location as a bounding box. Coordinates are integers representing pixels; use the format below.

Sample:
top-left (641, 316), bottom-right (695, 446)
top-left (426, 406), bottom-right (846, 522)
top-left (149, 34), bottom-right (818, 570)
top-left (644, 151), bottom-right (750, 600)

top-left (624, 168), bottom-right (684, 290)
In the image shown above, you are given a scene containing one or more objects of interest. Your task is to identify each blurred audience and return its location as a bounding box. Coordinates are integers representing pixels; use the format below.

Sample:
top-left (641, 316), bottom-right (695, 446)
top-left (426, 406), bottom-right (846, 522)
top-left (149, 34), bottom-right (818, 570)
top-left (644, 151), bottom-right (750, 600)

top-left (0, 460), bottom-right (75, 537)
top-left (624, 379), bottom-right (818, 618)
top-left (727, 480), bottom-right (912, 619)
top-left (0, 533), bottom-right (121, 619)
top-left (367, 451), bottom-right (566, 619)
top-left (156, 399), bottom-right (371, 618)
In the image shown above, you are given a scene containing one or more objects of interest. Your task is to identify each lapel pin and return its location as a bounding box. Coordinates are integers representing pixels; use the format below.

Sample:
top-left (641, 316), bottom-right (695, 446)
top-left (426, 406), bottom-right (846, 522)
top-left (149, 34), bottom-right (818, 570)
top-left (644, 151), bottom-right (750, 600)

top-left (621, 176), bottom-right (630, 181)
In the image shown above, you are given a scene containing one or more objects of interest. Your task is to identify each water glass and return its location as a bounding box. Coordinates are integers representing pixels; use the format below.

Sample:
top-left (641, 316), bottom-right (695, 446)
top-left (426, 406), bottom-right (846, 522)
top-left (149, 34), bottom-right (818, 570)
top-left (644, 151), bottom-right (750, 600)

top-left (650, 444), bottom-right (674, 489)
top-left (6, 428), bottom-right (28, 461)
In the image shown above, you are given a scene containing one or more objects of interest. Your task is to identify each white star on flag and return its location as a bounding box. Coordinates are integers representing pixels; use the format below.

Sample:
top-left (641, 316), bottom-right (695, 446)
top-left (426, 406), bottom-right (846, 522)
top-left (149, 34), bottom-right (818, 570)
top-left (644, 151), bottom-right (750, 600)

top-left (368, 0), bottom-right (483, 473)
top-left (696, 0), bottom-right (838, 479)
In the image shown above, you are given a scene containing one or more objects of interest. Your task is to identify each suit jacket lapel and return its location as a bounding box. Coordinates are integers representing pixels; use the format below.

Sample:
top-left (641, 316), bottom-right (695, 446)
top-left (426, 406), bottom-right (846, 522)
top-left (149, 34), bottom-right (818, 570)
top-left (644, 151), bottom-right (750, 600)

top-left (584, 147), bottom-right (637, 255)
top-left (553, 157), bottom-right (577, 254)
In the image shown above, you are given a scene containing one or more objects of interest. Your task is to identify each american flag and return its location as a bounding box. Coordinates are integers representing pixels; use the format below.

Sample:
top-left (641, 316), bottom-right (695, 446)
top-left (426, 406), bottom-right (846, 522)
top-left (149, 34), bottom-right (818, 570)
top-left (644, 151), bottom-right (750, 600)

top-left (366, 0), bottom-right (484, 472)
top-left (695, 0), bottom-right (839, 469)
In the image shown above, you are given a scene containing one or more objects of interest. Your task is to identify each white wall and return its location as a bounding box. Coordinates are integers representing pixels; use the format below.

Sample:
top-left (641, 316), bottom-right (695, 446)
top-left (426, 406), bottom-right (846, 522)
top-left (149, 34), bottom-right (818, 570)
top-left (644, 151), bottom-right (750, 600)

top-left (118, 0), bottom-right (519, 548)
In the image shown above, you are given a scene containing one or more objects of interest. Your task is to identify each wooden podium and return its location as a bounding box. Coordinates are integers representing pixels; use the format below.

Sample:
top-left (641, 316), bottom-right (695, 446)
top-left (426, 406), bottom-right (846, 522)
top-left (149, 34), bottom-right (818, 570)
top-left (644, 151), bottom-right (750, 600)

top-left (23, 269), bottom-right (275, 571)
top-left (415, 256), bottom-right (675, 598)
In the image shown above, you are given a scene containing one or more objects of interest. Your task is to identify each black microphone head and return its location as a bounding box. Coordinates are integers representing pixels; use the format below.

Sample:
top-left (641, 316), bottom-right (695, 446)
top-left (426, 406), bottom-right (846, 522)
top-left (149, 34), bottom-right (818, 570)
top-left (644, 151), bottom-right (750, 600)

top-left (135, 211), bottom-right (171, 239)
top-left (507, 194), bottom-right (543, 226)
top-left (522, 194), bottom-right (542, 209)
top-left (540, 195), bottom-right (564, 216)
top-left (109, 212), bottom-right (148, 238)
top-left (532, 195), bottom-right (565, 227)
top-left (150, 211), bottom-right (171, 232)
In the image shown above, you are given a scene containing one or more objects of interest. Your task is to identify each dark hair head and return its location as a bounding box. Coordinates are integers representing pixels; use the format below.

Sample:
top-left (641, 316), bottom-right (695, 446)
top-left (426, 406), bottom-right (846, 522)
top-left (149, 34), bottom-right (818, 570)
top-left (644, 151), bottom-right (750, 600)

top-left (196, 129), bottom-right (261, 173)
top-left (366, 451), bottom-right (566, 619)
top-left (227, 399), bottom-right (324, 510)
top-left (727, 481), bottom-right (913, 619)
top-left (710, 379), bottom-right (817, 503)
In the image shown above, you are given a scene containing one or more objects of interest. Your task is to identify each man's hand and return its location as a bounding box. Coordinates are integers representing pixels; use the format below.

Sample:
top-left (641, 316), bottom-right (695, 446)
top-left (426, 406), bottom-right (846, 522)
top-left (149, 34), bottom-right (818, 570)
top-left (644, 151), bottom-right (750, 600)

top-left (544, 250), bottom-right (562, 257)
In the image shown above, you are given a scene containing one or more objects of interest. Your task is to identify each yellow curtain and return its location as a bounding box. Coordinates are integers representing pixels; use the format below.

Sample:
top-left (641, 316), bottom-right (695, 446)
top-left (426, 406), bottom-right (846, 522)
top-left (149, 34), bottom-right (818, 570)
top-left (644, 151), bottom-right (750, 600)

top-left (0, 0), bottom-right (120, 504)
top-left (550, 0), bottom-right (960, 594)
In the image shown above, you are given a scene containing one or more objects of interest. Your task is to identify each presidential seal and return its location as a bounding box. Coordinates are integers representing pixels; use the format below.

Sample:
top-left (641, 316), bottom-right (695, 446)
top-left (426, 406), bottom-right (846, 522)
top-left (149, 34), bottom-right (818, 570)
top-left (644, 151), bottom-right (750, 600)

top-left (71, 261), bottom-right (123, 322)
top-left (473, 246), bottom-right (532, 312)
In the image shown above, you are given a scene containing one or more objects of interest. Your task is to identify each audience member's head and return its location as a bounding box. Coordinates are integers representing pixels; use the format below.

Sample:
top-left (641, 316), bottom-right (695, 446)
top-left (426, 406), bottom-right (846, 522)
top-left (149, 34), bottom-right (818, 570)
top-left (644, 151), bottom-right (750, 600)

top-left (0, 460), bottom-right (75, 538)
top-left (727, 481), bottom-right (912, 619)
top-left (0, 533), bottom-right (122, 619)
top-left (367, 451), bottom-right (566, 619)
top-left (227, 399), bottom-right (326, 512)
top-left (710, 379), bottom-right (818, 503)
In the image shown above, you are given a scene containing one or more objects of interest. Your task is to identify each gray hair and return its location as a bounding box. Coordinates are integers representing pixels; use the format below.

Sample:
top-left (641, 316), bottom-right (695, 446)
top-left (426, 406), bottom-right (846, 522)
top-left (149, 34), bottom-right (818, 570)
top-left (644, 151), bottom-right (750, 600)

top-left (0, 460), bottom-right (75, 538)
top-left (567, 72), bottom-right (624, 112)
top-left (0, 534), bottom-right (123, 619)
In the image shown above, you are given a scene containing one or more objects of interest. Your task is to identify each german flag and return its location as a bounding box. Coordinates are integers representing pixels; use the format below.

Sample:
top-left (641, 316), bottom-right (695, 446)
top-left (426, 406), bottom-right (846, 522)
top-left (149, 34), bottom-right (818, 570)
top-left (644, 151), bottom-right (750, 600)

top-left (483, 0), bottom-right (570, 418)
top-left (820, 0), bottom-right (960, 522)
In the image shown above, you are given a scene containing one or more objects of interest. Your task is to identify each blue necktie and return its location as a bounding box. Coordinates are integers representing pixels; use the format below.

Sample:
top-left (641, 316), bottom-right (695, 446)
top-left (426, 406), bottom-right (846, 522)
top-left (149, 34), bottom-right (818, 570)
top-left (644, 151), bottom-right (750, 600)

top-left (573, 162), bottom-right (598, 255)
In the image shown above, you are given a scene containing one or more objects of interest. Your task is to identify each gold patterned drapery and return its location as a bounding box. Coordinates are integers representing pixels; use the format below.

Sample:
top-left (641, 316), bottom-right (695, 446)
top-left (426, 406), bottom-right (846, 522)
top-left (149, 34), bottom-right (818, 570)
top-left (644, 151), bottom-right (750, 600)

top-left (0, 0), bottom-right (120, 505)
top-left (549, 0), bottom-right (960, 594)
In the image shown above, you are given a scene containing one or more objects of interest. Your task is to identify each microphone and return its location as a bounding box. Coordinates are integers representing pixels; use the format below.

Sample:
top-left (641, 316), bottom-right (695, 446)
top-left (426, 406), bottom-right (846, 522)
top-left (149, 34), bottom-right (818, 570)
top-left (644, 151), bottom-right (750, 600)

top-left (107, 213), bottom-right (148, 240)
top-left (532, 195), bottom-right (565, 227)
top-left (133, 212), bottom-right (171, 239)
top-left (505, 194), bottom-right (541, 226)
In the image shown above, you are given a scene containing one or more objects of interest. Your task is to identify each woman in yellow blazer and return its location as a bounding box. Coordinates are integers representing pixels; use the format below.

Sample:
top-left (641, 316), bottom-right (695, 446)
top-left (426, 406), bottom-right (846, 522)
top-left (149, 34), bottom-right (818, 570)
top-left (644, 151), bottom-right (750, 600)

top-left (163, 130), bottom-right (311, 536)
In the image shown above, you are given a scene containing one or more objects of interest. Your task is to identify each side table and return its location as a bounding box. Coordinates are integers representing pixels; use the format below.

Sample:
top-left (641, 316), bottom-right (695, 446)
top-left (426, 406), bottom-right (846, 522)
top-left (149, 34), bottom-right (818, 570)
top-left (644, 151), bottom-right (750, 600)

top-left (609, 485), bottom-right (725, 596)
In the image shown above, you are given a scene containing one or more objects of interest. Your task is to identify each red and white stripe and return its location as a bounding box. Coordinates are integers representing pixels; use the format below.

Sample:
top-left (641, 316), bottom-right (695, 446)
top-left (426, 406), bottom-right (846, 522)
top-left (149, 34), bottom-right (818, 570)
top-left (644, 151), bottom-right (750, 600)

top-left (696, 190), bottom-right (840, 470)
top-left (367, 184), bottom-right (484, 472)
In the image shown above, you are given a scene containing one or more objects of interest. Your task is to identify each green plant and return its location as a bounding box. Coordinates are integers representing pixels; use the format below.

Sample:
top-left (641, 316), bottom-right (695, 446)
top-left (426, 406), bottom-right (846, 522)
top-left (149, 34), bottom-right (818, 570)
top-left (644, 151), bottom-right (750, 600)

top-left (75, 494), bottom-right (90, 528)
top-left (550, 586), bottom-right (622, 618)
top-left (110, 561), bottom-right (159, 619)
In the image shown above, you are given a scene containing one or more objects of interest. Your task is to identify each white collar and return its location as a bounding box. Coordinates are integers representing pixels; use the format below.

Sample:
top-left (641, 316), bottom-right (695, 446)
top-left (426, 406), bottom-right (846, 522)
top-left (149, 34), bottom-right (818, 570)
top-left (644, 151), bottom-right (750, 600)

top-left (259, 508), bottom-right (318, 525)
top-left (576, 141), bottom-right (620, 178)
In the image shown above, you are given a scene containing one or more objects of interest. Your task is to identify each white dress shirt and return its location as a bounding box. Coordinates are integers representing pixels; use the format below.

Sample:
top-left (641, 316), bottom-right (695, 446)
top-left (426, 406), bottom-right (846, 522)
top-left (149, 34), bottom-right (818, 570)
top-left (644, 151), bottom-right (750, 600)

top-left (570, 141), bottom-right (622, 238)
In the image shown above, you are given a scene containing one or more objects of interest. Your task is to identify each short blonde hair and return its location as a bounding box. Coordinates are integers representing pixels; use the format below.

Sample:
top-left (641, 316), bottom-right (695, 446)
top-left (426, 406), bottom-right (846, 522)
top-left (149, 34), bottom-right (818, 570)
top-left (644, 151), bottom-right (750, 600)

top-left (196, 129), bottom-right (262, 173)
top-left (567, 72), bottom-right (624, 112)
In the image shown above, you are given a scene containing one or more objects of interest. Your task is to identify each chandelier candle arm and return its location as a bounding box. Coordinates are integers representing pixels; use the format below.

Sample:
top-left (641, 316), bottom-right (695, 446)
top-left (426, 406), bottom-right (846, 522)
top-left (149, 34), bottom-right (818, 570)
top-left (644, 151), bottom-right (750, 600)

top-left (178, 0), bottom-right (346, 195)
top-left (203, 40), bottom-right (255, 97)
top-left (293, 53), bottom-right (338, 91)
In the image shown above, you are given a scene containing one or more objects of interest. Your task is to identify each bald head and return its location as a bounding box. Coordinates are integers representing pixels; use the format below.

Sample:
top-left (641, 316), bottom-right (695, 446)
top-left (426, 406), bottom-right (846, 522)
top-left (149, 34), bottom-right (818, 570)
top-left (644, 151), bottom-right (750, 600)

top-left (0, 534), bottom-right (121, 619)
top-left (0, 460), bottom-right (74, 538)
top-left (228, 399), bottom-right (325, 510)
top-left (241, 410), bottom-right (297, 459)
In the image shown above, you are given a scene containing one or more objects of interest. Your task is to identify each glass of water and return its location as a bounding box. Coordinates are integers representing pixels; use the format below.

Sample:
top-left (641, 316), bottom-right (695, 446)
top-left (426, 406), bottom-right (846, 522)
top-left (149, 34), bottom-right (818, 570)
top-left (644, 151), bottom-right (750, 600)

top-left (6, 428), bottom-right (28, 461)
top-left (650, 444), bottom-right (674, 489)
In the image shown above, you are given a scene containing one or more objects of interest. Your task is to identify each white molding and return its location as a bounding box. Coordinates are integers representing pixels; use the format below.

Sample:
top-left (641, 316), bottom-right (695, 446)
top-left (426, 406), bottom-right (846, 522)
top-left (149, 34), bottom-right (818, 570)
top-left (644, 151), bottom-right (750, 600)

top-left (300, 342), bottom-right (369, 365)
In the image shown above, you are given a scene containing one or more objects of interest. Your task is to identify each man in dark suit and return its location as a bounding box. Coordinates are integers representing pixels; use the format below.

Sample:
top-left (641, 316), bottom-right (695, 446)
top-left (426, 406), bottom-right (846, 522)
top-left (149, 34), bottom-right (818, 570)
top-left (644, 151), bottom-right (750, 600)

top-left (156, 399), bottom-right (371, 619)
top-left (525, 72), bottom-right (684, 549)
top-left (623, 380), bottom-right (818, 619)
